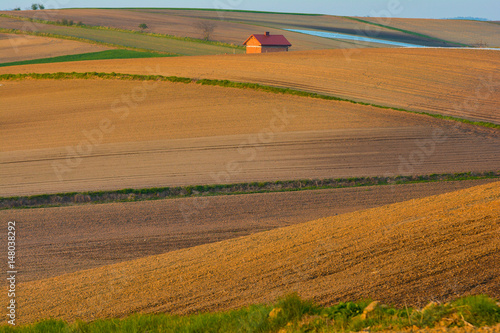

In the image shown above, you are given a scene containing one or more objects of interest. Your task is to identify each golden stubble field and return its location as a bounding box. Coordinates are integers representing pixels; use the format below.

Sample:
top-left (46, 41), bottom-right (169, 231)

top-left (2, 48), bottom-right (498, 124)
top-left (0, 33), bottom-right (111, 63)
top-left (0, 179), bottom-right (494, 283)
top-left (10, 181), bottom-right (500, 324)
top-left (1, 79), bottom-right (499, 196)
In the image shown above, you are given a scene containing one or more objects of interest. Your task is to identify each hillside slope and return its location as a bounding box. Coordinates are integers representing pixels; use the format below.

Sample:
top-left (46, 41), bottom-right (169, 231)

top-left (1, 179), bottom-right (494, 283)
top-left (14, 181), bottom-right (500, 324)
top-left (0, 33), bottom-right (112, 63)
top-left (361, 17), bottom-right (500, 47)
top-left (0, 9), bottom-right (449, 49)
top-left (2, 78), bottom-right (499, 196)
top-left (2, 48), bottom-right (498, 124)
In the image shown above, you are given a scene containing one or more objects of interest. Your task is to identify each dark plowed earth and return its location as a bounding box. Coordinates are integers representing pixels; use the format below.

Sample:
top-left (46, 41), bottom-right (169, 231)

top-left (10, 182), bottom-right (500, 324)
top-left (0, 179), bottom-right (495, 283)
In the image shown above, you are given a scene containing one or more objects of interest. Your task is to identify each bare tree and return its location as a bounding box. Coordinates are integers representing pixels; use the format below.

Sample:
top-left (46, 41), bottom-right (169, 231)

top-left (195, 21), bottom-right (217, 41)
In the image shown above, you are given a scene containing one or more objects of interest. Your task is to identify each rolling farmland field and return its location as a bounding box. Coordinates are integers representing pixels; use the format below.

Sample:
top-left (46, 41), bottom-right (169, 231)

top-left (7, 181), bottom-right (500, 324)
top-left (0, 8), bottom-right (460, 50)
top-left (0, 179), bottom-right (494, 283)
top-left (360, 17), bottom-right (500, 47)
top-left (2, 48), bottom-right (499, 124)
top-left (0, 6), bottom-right (499, 331)
top-left (0, 33), bottom-right (111, 62)
top-left (1, 78), bottom-right (499, 196)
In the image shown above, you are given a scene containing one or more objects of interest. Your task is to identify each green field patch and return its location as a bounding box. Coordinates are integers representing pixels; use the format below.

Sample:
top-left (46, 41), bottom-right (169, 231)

top-left (0, 49), bottom-right (176, 67)
top-left (2, 294), bottom-right (499, 332)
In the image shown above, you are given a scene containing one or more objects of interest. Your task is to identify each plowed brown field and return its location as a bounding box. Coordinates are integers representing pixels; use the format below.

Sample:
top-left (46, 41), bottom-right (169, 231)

top-left (10, 181), bottom-right (500, 324)
top-left (2, 79), bottom-right (499, 196)
top-left (0, 33), bottom-right (111, 63)
top-left (2, 48), bottom-right (498, 124)
top-left (1, 179), bottom-right (494, 283)
top-left (362, 17), bottom-right (500, 47)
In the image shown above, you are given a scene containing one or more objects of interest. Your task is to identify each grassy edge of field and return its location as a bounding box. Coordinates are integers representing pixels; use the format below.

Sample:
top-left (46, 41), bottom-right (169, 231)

top-left (1, 171), bottom-right (498, 210)
top-left (2, 294), bottom-right (500, 332)
top-left (0, 50), bottom-right (175, 67)
top-left (1, 72), bottom-right (499, 129)
top-left (345, 16), bottom-right (471, 47)
top-left (0, 13), bottom-right (245, 50)
top-left (0, 28), bottom-right (180, 55)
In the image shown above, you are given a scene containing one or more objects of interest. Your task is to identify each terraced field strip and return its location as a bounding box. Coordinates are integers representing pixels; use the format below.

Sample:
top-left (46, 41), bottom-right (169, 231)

top-left (2, 77), bottom-right (500, 197)
top-left (0, 27), bottom-right (179, 54)
top-left (0, 49), bottom-right (175, 67)
top-left (0, 33), bottom-right (112, 63)
top-left (2, 78), bottom-right (500, 197)
top-left (2, 48), bottom-right (497, 124)
top-left (2, 179), bottom-right (493, 282)
top-left (1, 71), bottom-right (499, 129)
top-left (0, 14), bottom-right (244, 55)
top-left (8, 181), bottom-right (500, 324)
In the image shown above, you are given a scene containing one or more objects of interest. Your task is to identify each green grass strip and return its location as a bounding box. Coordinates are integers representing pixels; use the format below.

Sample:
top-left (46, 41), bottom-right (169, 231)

top-left (344, 16), bottom-right (471, 47)
top-left (0, 13), bottom-right (245, 50)
top-left (4, 294), bottom-right (500, 332)
top-left (0, 28), bottom-right (179, 55)
top-left (0, 50), bottom-right (175, 67)
top-left (1, 171), bottom-right (498, 210)
top-left (0, 72), bottom-right (192, 82)
top-left (0, 72), bottom-right (499, 129)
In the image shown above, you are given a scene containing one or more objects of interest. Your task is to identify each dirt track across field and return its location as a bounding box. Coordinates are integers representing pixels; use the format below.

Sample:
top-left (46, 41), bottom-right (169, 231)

top-left (2, 48), bottom-right (498, 124)
top-left (1, 79), bottom-right (499, 196)
top-left (0, 33), bottom-right (111, 63)
top-left (10, 181), bottom-right (500, 324)
top-left (1, 179), bottom-right (495, 283)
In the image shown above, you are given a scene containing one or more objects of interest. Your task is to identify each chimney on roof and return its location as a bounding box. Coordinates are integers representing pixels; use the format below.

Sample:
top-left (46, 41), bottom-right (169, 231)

top-left (265, 32), bottom-right (270, 36)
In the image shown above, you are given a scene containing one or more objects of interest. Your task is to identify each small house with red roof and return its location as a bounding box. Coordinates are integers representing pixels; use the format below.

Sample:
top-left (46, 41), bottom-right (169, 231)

top-left (243, 32), bottom-right (292, 54)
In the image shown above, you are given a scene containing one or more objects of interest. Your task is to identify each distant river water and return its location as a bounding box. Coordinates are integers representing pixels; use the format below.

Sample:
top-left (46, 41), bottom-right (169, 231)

top-left (286, 29), bottom-right (427, 48)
